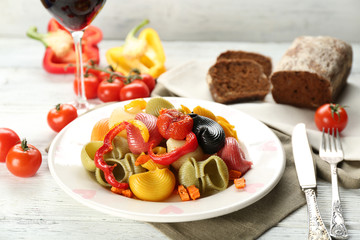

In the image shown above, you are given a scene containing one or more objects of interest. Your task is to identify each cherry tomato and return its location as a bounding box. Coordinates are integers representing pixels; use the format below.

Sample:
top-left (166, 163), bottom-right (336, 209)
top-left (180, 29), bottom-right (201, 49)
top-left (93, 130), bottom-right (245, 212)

top-left (314, 103), bottom-right (348, 133)
top-left (47, 103), bottom-right (78, 132)
top-left (139, 73), bottom-right (156, 92)
top-left (119, 80), bottom-right (150, 101)
top-left (6, 139), bottom-right (42, 178)
top-left (73, 73), bottom-right (99, 99)
top-left (0, 128), bottom-right (20, 162)
top-left (97, 78), bottom-right (125, 102)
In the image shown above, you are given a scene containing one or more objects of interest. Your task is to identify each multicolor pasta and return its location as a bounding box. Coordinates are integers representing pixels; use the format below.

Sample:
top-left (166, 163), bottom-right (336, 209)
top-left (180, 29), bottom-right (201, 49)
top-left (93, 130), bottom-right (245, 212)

top-left (81, 97), bottom-right (252, 202)
top-left (178, 156), bottom-right (229, 194)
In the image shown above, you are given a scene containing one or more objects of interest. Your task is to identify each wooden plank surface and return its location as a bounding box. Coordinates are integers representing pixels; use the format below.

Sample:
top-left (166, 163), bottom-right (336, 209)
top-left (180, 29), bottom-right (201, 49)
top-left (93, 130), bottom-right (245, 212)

top-left (1, 38), bottom-right (360, 240)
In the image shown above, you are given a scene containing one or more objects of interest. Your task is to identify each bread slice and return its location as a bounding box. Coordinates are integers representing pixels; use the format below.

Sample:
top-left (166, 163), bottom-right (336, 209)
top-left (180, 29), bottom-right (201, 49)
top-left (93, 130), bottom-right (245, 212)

top-left (270, 36), bottom-right (353, 108)
top-left (207, 59), bottom-right (270, 104)
top-left (217, 50), bottom-right (272, 77)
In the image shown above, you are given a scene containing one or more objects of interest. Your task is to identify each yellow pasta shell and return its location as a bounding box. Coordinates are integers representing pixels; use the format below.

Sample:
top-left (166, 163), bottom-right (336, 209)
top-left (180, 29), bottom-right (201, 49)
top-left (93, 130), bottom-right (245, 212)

top-left (129, 168), bottom-right (176, 201)
top-left (193, 106), bottom-right (216, 121)
top-left (109, 106), bottom-right (137, 128)
top-left (124, 98), bottom-right (147, 114)
top-left (180, 104), bottom-right (191, 114)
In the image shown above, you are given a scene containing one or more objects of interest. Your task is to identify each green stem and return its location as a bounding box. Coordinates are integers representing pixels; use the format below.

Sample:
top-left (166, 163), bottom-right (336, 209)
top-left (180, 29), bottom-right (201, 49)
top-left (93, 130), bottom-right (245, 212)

top-left (21, 139), bottom-right (30, 151)
top-left (125, 19), bottom-right (150, 42)
top-left (26, 26), bottom-right (48, 47)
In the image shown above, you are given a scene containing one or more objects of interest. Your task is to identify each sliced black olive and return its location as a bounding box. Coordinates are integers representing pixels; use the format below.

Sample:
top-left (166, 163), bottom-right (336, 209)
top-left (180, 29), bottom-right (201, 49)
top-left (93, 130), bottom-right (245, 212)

top-left (189, 113), bottom-right (225, 154)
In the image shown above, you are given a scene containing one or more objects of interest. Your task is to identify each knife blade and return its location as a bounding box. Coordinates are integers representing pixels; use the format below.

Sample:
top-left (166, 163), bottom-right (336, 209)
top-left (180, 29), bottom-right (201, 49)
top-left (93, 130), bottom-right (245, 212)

top-left (292, 123), bottom-right (331, 240)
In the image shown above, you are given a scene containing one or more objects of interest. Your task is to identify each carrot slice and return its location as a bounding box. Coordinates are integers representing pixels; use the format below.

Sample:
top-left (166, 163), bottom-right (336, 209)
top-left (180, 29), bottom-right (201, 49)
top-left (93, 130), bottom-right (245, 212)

top-left (135, 154), bottom-right (151, 166)
top-left (229, 170), bottom-right (242, 180)
top-left (178, 185), bottom-right (190, 201)
top-left (111, 186), bottom-right (124, 195)
top-left (121, 189), bottom-right (134, 198)
top-left (187, 185), bottom-right (200, 200)
top-left (234, 178), bottom-right (246, 189)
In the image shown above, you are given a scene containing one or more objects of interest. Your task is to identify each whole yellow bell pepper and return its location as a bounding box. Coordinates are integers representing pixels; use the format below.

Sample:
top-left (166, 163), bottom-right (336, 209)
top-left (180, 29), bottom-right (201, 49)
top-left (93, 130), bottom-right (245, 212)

top-left (106, 19), bottom-right (166, 78)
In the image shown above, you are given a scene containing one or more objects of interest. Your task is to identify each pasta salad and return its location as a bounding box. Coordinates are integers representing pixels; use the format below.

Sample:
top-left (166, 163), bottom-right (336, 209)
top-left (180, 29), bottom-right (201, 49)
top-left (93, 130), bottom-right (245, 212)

top-left (81, 97), bottom-right (252, 202)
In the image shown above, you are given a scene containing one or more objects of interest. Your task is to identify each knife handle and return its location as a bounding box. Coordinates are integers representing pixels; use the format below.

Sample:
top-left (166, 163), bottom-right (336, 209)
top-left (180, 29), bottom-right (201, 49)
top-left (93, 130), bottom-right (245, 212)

top-left (304, 189), bottom-right (331, 240)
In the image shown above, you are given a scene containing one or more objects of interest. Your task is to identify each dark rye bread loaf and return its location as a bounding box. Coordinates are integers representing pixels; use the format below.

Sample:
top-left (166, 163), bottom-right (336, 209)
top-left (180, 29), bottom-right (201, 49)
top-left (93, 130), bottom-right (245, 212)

top-left (217, 50), bottom-right (272, 77)
top-left (270, 36), bottom-right (353, 108)
top-left (207, 59), bottom-right (270, 104)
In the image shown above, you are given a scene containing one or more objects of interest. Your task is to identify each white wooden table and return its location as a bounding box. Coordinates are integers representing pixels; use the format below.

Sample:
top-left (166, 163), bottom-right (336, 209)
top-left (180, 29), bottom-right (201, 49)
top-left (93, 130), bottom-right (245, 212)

top-left (1, 38), bottom-right (360, 239)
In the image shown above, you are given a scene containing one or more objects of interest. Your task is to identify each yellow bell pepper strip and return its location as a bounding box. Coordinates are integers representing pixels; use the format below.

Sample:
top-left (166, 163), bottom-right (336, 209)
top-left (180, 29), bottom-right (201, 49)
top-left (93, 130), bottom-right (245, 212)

top-left (105, 19), bottom-right (166, 78)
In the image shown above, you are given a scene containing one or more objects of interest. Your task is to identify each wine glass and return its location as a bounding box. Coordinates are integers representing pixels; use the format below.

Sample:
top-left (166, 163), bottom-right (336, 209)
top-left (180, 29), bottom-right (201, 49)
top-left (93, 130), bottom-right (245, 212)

top-left (41, 0), bottom-right (106, 113)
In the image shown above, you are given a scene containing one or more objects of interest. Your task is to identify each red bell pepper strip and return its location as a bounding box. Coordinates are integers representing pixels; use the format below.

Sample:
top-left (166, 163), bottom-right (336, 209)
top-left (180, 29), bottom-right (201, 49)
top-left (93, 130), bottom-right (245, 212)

top-left (26, 18), bottom-right (102, 74)
top-left (148, 132), bottom-right (198, 165)
top-left (94, 122), bottom-right (130, 189)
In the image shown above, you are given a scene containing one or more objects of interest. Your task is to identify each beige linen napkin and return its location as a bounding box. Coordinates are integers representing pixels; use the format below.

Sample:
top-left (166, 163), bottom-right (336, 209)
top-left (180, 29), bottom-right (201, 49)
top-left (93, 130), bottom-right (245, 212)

top-left (151, 127), bottom-right (305, 240)
top-left (150, 84), bottom-right (360, 239)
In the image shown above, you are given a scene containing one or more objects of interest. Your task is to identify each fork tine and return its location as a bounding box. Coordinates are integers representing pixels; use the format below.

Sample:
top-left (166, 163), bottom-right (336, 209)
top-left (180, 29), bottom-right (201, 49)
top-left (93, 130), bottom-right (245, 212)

top-left (320, 128), bottom-right (327, 153)
top-left (330, 128), bottom-right (336, 152)
top-left (326, 128), bottom-right (331, 152)
top-left (335, 128), bottom-right (343, 154)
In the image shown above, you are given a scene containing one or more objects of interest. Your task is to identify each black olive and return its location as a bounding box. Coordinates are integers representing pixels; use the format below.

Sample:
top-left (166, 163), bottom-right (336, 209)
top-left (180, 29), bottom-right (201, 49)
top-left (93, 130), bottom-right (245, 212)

top-left (189, 113), bottom-right (225, 154)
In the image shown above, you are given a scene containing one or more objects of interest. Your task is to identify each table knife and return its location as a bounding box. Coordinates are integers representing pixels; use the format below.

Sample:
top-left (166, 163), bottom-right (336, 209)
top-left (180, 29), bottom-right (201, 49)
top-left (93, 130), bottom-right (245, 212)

top-left (292, 123), bottom-right (331, 240)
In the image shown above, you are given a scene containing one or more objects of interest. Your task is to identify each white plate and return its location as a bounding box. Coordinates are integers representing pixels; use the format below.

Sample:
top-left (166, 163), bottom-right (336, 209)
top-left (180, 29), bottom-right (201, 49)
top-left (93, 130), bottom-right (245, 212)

top-left (48, 97), bottom-right (285, 222)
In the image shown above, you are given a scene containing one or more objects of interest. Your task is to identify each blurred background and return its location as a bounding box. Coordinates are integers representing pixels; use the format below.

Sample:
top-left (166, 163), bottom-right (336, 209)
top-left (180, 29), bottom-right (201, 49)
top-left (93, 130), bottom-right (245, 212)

top-left (2, 0), bottom-right (360, 43)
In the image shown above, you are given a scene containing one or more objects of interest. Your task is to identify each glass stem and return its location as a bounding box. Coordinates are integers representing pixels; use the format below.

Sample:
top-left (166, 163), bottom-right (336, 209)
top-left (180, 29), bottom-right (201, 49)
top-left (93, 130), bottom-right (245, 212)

top-left (71, 30), bottom-right (89, 111)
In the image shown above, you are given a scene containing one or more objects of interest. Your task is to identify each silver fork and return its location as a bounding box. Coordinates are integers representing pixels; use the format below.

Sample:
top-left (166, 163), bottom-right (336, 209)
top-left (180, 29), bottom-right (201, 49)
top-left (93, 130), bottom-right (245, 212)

top-left (319, 128), bottom-right (349, 239)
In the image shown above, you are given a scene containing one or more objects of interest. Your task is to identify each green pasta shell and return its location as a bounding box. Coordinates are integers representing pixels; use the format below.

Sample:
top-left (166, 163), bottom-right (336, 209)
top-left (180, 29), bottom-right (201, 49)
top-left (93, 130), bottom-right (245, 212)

top-left (178, 158), bottom-right (201, 189)
top-left (198, 156), bottom-right (229, 193)
top-left (81, 141), bottom-right (104, 172)
top-left (145, 97), bottom-right (175, 117)
top-left (95, 153), bottom-right (146, 187)
top-left (104, 136), bottom-right (130, 160)
top-left (178, 156), bottom-right (229, 194)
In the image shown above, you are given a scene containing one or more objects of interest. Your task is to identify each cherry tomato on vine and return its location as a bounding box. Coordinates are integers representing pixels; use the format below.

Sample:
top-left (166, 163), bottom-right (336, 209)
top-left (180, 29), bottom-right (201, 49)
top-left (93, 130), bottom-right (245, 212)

top-left (73, 73), bottom-right (99, 99)
top-left (314, 103), bottom-right (348, 133)
top-left (137, 73), bottom-right (156, 93)
top-left (119, 80), bottom-right (150, 101)
top-left (6, 139), bottom-right (42, 178)
top-left (0, 128), bottom-right (20, 162)
top-left (47, 103), bottom-right (78, 132)
top-left (97, 78), bottom-right (125, 102)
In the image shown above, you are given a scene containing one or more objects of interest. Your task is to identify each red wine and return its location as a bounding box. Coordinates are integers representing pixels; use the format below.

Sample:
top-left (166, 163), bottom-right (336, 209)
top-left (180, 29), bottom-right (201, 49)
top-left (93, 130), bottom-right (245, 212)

top-left (41, 0), bottom-right (106, 31)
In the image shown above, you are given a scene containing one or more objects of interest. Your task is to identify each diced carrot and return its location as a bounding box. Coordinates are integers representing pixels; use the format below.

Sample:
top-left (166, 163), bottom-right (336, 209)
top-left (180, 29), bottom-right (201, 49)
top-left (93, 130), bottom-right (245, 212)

top-left (178, 185), bottom-right (190, 201)
top-left (111, 186), bottom-right (124, 195)
top-left (187, 185), bottom-right (200, 200)
top-left (121, 189), bottom-right (134, 198)
top-left (234, 177), bottom-right (246, 189)
top-left (135, 154), bottom-right (151, 166)
top-left (229, 170), bottom-right (242, 180)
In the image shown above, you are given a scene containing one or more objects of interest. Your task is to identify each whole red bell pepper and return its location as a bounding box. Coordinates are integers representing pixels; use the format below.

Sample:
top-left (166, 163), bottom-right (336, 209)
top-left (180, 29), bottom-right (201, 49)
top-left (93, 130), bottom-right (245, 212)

top-left (27, 18), bottom-right (102, 74)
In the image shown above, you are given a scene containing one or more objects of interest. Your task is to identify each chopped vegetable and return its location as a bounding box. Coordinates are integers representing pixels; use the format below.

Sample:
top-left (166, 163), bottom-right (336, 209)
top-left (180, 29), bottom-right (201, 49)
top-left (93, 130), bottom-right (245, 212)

top-left (135, 154), bottom-right (151, 166)
top-left (187, 185), bottom-right (200, 200)
top-left (94, 122), bottom-right (130, 189)
top-left (148, 132), bottom-right (198, 165)
top-left (178, 185), bottom-right (190, 201)
top-left (234, 178), bottom-right (246, 189)
top-left (157, 108), bottom-right (193, 140)
top-left (229, 170), bottom-right (242, 180)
